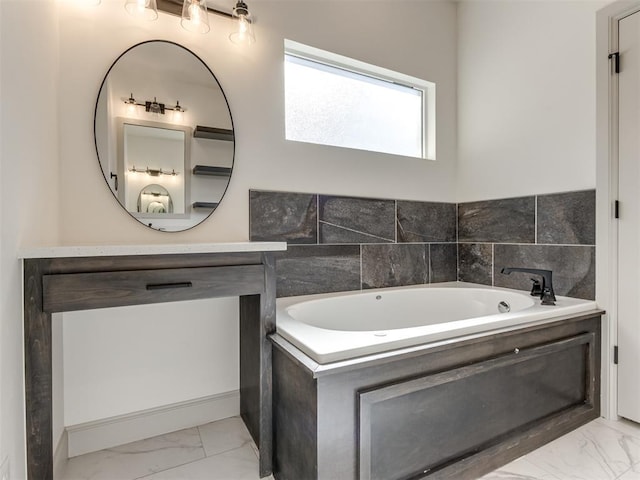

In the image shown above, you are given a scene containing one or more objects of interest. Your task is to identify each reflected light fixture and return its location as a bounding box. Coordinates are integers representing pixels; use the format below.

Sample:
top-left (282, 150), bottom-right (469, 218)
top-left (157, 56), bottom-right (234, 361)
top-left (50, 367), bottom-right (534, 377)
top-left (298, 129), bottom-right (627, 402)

top-left (124, 94), bottom-right (186, 118)
top-left (129, 166), bottom-right (179, 176)
top-left (173, 101), bottom-right (185, 122)
top-left (122, 0), bottom-right (255, 44)
top-left (124, 0), bottom-right (158, 20)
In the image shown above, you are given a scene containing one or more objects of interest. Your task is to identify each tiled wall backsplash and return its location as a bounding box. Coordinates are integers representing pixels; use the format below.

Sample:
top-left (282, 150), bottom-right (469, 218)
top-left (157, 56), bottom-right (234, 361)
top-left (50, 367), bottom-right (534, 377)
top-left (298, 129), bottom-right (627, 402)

top-left (250, 191), bottom-right (457, 297)
top-left (458, 190), bottom-right (595, 300)
top-left (249, 189), bottom-right (595, 300)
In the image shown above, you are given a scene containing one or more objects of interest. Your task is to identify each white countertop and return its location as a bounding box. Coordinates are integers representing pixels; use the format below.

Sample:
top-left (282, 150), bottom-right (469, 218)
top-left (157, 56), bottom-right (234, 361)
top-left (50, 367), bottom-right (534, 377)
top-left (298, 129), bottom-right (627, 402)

top-left (19, 242), bottom-right (287, 259)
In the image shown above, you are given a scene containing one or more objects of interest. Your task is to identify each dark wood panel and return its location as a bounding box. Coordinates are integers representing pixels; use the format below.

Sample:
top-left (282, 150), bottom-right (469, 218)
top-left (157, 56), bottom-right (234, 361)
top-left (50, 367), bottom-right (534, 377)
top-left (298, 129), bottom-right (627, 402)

top-left (240, 253), bottom-right (276, 477)
top-left (358, 333), bottom-right (594, 480)
top-left (42, 265), bottom-right (265, 312)
top-left (273, 347), bottom-right (318, 480)
top-left (23, 259), bottom-right (53, 480)
top-left (42, 252), bottom-right (263, 275)
top-left (25, 250), bottom-right (279, 480)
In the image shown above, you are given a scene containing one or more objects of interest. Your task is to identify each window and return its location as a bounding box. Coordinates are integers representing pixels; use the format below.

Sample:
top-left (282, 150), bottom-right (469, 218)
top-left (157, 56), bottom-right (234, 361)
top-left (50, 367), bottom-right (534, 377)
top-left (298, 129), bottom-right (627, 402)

top-left (284, 40), bottom-right (435, 160)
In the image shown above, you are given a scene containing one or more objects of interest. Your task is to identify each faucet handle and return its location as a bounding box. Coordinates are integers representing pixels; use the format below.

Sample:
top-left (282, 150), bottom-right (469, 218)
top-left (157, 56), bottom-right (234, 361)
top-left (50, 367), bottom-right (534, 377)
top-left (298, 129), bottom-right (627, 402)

top-left (529, 278), bottom-right (543, 297)
top-left (541, 286), bottom-right (556, 306)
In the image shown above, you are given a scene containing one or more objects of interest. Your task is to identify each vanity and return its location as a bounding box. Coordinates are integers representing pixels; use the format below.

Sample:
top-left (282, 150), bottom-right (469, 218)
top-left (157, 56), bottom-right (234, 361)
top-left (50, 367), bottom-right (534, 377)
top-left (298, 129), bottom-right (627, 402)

top-left (20, 242), bottom-right (286, 480)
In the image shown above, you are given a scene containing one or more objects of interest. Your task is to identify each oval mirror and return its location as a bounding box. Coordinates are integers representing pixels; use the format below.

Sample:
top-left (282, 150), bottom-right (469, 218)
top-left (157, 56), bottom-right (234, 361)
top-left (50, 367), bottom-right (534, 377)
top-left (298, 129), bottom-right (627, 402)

top-left (94, 40), bottom-right (234, 232)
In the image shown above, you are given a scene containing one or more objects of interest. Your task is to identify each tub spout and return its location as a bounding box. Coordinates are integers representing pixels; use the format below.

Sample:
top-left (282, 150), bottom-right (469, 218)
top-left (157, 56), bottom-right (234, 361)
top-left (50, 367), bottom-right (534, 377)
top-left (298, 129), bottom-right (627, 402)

top-left (501, 267), bottom-right (556, 306)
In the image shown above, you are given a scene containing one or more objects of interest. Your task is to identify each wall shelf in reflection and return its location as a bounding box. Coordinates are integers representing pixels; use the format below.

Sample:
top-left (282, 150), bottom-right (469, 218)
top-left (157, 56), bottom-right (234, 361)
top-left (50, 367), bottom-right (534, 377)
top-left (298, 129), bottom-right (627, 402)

top-left (192, 165), bottom-right (232, 177)
top-left (193, 202), bottom-right (219, 209)
top-left (193, 126), bottom-right (234, 141)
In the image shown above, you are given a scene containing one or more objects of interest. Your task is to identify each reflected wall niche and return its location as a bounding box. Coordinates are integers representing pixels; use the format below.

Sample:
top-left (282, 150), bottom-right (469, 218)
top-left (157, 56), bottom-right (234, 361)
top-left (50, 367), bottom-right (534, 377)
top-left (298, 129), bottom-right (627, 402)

top-left (94, 40), bottom-right (235, 232)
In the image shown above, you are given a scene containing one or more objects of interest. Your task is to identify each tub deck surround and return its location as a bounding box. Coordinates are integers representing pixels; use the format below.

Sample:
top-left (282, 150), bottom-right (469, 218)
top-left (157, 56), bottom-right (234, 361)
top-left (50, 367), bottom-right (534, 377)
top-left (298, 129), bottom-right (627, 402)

top-left (271, 309), bottom-right (603, 480)
top-left (20, 242), bottom-right (286, 480)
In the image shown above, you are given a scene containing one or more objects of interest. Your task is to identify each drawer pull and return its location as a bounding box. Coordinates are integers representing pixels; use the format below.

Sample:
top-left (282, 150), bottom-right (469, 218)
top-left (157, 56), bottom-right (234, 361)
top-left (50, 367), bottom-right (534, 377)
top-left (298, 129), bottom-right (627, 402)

top-left (146, 281), bottom-right (193, 290)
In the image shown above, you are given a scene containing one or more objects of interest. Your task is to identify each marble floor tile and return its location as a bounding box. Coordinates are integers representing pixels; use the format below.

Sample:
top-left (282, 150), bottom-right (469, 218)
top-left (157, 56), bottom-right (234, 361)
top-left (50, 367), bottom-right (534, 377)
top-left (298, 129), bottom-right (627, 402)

top-left (61, 416), bottom-right (640, 480)
top-left (61, 427), bottom-right (205, 480)
top-left (138, 444), bottom-right (273, 480)
top-left (522, 420), bottom-right (640, 480)
top-left (198, 416), bottom-right (254, 457)
top-left (599, 417), bottom-right (640, 441)
top-left (480, 457), bottom-right (562, 480)
top-left (619, 468), bottom-right (640, 480)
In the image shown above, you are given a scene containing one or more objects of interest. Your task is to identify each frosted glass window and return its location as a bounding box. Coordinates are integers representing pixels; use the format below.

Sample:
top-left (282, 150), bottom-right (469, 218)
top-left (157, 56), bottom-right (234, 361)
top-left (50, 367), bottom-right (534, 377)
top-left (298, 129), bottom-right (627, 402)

top-left (285, 53), bottom-right (426, 158)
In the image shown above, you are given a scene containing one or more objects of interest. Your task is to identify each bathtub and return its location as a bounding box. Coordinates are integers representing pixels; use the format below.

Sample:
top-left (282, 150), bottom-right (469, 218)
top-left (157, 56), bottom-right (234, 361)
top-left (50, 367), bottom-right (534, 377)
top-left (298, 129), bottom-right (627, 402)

top-left (276, 282), bottom-right (598, 364)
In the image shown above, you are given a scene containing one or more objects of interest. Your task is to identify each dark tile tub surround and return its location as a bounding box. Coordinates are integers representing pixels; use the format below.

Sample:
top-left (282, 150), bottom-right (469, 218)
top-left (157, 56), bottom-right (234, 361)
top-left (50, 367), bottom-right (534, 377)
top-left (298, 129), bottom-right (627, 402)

top-left (458, 196), bottom-right (535, 243)
top-left (362, 244), bottom-right (429, 289)
top-left (250, 190), bottom-right (457, 297)
top-left (397, 201), bottom-right (456, 243)
top-left (319, 195), bottom-right (395, 243)
top-left (537, 190), bottom-right (596, 245)
top-left (494, 244), bottom-right (595, 300)
top-left (249, 191), bottom-right (317, 244)
top-left (458, 243), bottom-right (493, 285)
top-left (250, 188), bottom-right (595, 300)
top-left (274, 245), bottom-right (360, 297)
top-left (458, 190), bottom-right (596, 300)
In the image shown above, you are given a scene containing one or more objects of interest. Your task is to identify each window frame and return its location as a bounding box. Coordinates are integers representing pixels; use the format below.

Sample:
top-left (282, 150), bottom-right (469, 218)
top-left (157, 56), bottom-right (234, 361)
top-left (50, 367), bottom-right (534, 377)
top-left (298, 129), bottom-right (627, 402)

top-left (284, 39), bottom-right (436, 160)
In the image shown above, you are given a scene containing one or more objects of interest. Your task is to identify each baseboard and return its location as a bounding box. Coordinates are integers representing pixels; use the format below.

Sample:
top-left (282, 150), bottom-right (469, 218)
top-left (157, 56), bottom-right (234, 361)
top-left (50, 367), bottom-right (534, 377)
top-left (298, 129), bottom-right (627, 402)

top-left (67, 390), bottom-right (240, 457)
top-left (54, 429), bottom-right (69, 479)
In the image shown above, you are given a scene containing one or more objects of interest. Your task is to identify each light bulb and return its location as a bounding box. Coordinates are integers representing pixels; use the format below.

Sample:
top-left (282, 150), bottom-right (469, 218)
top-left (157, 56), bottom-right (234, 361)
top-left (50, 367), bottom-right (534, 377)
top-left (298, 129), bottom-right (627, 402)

top-left (189, 3), bottom-right (201, 26)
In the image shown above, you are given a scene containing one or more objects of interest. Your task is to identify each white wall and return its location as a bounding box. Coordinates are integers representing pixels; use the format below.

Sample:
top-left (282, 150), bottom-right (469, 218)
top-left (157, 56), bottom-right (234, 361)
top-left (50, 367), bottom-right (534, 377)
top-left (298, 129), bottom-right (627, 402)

top-left (0, 1), bottom-right (61, 477)
top-left (457, 0), bottom-right (608, 202)
top-left (54, 0), bottom-right (458, 435)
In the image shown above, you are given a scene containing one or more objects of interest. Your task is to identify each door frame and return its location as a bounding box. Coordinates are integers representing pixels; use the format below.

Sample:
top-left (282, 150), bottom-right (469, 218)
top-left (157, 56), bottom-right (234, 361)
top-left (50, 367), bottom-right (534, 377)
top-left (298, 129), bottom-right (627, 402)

top-left (596, 0), bottom-right (640, 420)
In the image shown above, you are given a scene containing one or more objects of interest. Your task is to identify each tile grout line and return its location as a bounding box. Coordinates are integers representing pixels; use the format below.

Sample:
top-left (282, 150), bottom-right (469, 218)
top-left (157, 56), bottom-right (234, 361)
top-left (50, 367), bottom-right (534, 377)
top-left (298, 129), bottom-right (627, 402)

top-left (491, 243), bottom-right (495, 287)
top-left (316, 194), bottom-right (320, 244)
top-left (394, 200), bottom-right (397, 243)
top-left (535, 195), bottom-right (538, 244)
top-left (359, 244), bottom-right (363, 290)
top-left (457, 203), bottom-right (461, 283)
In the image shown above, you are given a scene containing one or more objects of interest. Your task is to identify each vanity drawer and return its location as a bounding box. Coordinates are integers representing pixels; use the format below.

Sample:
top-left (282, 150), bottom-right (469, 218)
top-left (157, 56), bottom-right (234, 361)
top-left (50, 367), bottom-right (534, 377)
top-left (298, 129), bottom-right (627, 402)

top-left (42, 264), bottom-right (265, 312)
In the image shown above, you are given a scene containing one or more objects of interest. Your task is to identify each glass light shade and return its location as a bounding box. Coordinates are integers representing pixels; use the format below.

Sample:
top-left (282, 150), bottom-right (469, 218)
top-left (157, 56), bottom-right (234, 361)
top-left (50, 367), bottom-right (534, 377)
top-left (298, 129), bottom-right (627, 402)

top-left (229, 14), bottom-right (255, 45)
top-left (181, 0), bottom-right (210, 34)
top-left (124, 0), bottom-right (158, 21)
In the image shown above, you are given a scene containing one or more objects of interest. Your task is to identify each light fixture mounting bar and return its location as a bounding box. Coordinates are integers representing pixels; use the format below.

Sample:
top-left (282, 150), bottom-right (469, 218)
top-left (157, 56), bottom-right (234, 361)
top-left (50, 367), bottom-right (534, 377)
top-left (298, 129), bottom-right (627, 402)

top-left (156, 0), bottom-right (233, 19)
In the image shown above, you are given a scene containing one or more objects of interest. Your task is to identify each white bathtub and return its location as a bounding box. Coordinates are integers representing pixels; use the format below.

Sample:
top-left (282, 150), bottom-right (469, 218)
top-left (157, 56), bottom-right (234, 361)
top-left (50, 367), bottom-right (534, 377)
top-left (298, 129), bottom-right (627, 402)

top-left (276, 282), bottom-right (598, 364)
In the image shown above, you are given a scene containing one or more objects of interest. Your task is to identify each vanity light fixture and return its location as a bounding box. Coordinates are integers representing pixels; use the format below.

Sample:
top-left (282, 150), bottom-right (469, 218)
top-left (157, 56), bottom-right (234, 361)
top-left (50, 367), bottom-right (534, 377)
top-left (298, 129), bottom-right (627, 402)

top-left (229, 1), bottom-right (255, 45)
top-left (124, 94), bottom-right (186, 117)
top-left (122, 0), bottom-right (255, 44)
top-left (124, 0), bottom-right (158, 20)
top-left (129, 166), bottom-right (179, 176)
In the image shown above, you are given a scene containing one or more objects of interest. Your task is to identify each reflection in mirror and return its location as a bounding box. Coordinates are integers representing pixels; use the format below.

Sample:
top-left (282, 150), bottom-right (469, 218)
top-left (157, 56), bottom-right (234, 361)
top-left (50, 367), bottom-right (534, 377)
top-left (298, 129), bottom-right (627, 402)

top-left (138, 184), bottom-right (173, 214)
top-left (120, 120), bottom-right (190, 220)
top-left (95, 41), bottom-right (234, 232)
